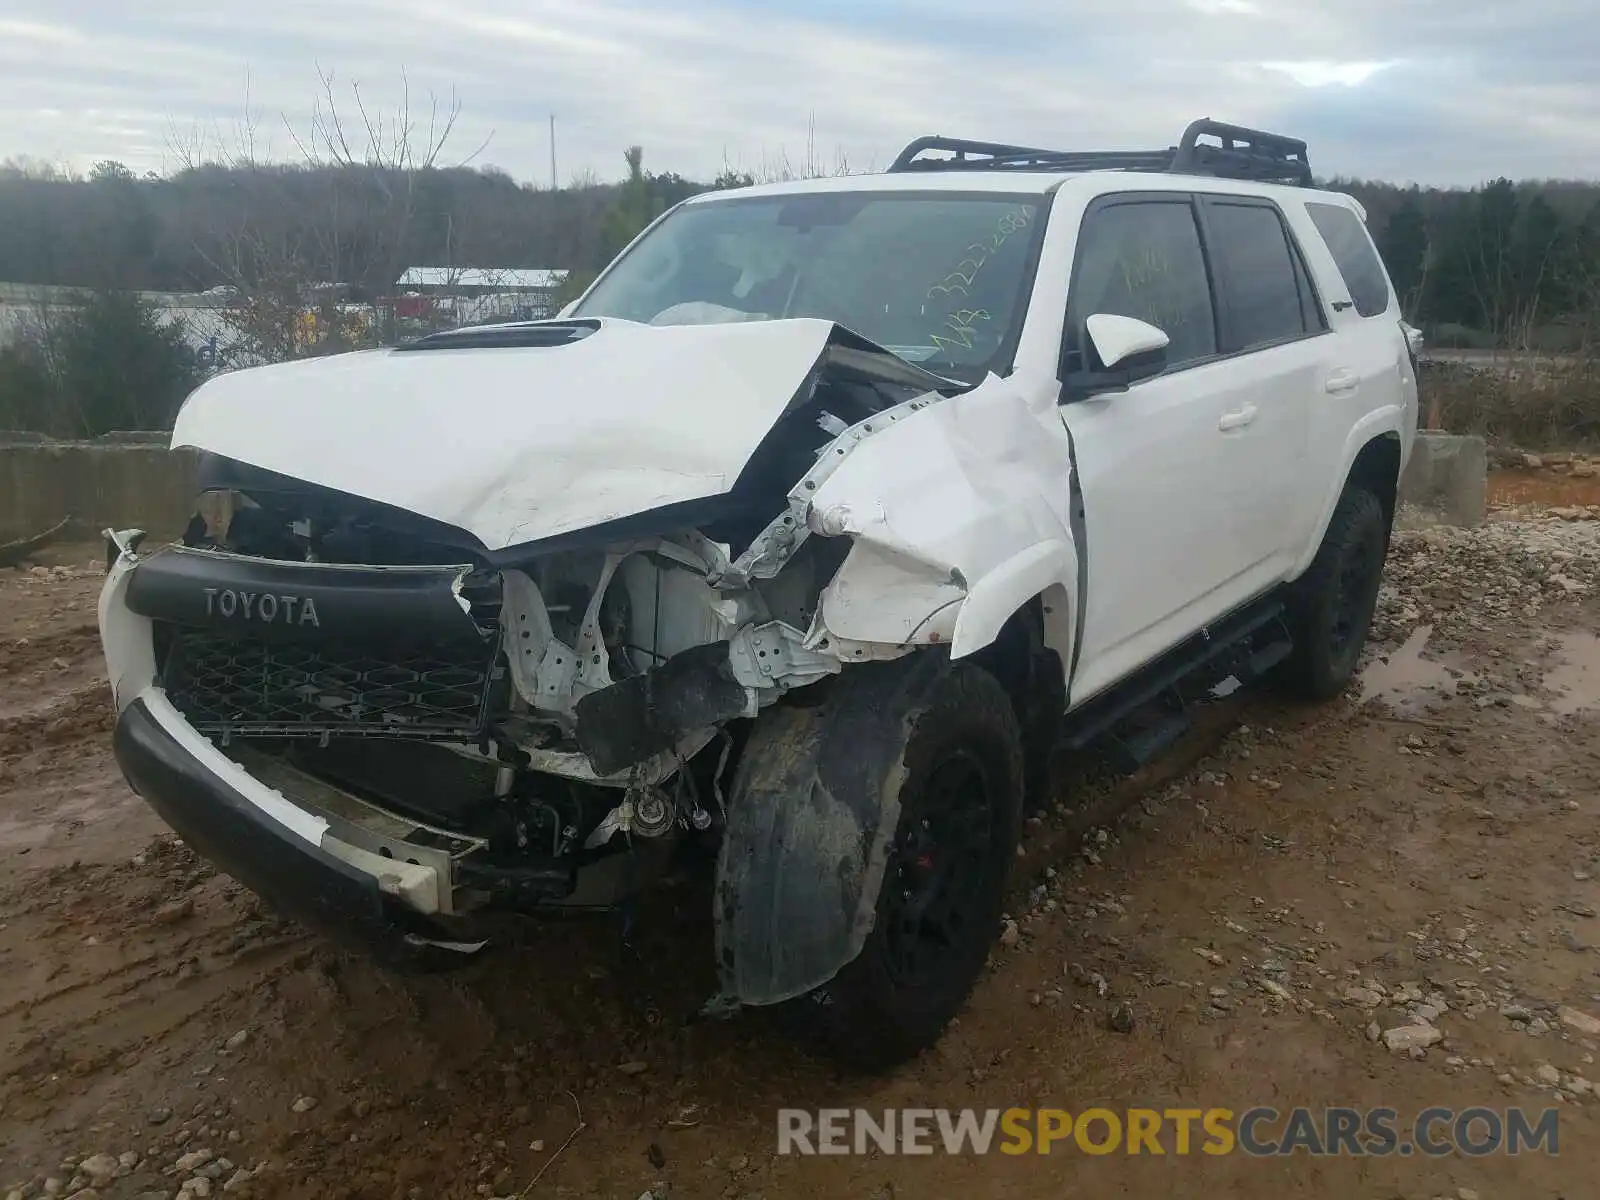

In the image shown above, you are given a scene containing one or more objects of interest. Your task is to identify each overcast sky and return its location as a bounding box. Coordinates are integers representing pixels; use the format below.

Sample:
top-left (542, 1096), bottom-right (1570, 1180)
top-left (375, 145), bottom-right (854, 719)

top-left (2, 0), bottom-right (1595, 187)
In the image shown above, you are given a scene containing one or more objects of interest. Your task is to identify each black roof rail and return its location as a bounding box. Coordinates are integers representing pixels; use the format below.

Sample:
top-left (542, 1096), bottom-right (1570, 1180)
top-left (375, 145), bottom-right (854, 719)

top-left (886, 118), bottom-right (1312, 187)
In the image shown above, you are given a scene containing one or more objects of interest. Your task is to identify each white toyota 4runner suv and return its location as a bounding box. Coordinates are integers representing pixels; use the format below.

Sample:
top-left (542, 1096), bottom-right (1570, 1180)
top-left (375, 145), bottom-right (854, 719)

top-left (99, 120), bottom-right (1416, 1068)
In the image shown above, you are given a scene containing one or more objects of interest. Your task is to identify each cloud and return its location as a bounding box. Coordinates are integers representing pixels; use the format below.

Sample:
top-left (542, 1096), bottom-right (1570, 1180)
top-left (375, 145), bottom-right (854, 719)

top-left (0, 16), bottom-right (85, 45)
top-left (0, 0), bottom-right (1594, 186)
top-left (1259, 61), bottom-right (1396, 89)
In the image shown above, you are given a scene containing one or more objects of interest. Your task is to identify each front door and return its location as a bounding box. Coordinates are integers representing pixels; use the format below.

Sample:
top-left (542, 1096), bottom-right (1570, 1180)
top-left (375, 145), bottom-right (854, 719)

top-left (1059, 192), bottom-right (1318, 705)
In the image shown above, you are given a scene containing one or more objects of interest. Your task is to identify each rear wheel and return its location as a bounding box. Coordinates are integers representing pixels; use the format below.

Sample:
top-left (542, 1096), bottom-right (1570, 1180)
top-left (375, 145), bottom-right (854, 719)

top-left (786, 663), bottom-right (1023, 1069)
top-left (1282, 485), bottom-right (1388, 699)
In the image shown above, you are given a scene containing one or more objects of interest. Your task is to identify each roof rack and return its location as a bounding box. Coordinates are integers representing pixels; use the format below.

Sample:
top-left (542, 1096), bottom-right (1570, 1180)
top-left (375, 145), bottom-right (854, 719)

top-left (886, 118), bottom-right (1312, 187)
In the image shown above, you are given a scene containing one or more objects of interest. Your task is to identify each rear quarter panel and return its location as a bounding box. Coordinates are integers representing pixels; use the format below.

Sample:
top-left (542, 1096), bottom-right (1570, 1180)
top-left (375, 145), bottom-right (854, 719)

top-left (1281, 195), bottom-right (1416, 578)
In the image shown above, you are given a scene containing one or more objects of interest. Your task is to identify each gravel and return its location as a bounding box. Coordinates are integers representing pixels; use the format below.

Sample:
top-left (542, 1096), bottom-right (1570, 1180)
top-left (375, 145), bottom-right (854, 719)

top-left (75, 1158), bottom-right (117, 1185)
top-left (1381, 1023), bottom-right (1443, 1053)
top-left (1375, 518), bottom-right (1600, 646)
top-left (1107, 1002), bottom-right (1137, 1033)
top-left (1559, 1006), bottom-right (1600, 1036)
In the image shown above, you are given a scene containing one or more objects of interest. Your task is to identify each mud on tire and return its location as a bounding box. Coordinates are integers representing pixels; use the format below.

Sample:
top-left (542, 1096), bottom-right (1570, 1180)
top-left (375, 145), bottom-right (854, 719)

top-left (785, 662), bottom-right (1024, 1070)
top-left (1282, 485), bottom-right (1388, 700)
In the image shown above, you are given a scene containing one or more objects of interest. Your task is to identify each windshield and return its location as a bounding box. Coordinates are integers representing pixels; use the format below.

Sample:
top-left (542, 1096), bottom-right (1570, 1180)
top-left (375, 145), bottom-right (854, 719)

top-left (572, 191), bottom-right (1047, 380)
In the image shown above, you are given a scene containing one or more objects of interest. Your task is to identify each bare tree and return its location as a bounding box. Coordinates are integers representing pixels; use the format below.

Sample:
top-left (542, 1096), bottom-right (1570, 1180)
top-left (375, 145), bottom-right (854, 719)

top-left (176, 69), bottom-right (490, 364)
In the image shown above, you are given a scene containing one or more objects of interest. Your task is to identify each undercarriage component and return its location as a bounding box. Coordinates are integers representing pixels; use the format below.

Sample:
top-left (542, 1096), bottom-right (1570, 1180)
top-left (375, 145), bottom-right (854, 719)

top-left (582, 785), bottom-right (679, 848)
top-left (286, 738), bottom-right (502, 830)
top-left (630, 788), bottom-right (675, 837)
top-left (714, 649), bottom-right (948, 1007)
top-left (453, 858), bottom-right (574, 905)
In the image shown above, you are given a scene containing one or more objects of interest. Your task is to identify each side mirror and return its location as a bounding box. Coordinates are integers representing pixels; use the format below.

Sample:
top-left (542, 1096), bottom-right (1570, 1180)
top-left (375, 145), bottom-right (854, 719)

top-left (1087, 313), bottom-right (1170, 371)
top-left (1063, 313), bottom-right (1171, 402)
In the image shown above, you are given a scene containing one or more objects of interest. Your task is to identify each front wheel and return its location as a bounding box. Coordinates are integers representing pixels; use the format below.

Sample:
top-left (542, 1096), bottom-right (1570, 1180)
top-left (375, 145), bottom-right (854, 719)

top-left (786, 662), bottom-right (1024, 1069)
top-left (1281, 486), bottom-right (1388, 699)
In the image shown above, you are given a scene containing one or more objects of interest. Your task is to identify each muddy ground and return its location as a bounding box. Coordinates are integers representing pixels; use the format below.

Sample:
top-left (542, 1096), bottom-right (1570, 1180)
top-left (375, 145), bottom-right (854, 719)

top-left (2, 477), bottom-right (1599, 1200)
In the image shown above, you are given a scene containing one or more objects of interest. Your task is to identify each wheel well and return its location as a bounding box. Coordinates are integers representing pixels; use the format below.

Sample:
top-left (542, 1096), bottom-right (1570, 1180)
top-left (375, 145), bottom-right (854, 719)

top-left (970, 597), bottom-right (1066, 809)
top-left (1349, 432), bottom-right (1401, 537)
top-left (970, 597), bottom-right (1064, 716)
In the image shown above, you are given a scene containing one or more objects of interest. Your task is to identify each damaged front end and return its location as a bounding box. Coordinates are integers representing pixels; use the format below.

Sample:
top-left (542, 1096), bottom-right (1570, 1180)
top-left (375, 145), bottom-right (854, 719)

top-left (100, 321), bottom-right (973, 978)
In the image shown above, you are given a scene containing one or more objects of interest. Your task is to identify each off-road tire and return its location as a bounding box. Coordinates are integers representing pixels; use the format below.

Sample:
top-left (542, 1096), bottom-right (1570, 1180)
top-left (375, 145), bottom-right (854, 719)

top-left (785, 662), bottom-right (1024, 1070)
top-left (1282, 486), bottom-right (1388, 699)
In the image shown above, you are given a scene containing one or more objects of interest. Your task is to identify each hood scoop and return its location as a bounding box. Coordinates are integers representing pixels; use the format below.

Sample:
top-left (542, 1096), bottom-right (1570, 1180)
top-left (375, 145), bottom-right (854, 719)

top-left (394, 321), bottom-right (599, 352)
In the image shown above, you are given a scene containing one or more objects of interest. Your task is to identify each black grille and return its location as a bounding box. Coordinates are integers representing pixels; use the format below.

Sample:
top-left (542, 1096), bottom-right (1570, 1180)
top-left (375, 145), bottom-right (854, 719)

top-left (158, 625), bottom-right (501, 740)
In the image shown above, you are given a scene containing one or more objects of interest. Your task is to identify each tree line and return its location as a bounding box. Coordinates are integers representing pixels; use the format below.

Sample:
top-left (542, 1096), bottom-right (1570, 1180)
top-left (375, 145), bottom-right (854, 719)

top-left (0, 151), bottom-right (728, 303)
top-left (1343, 177), bottom-right (1600, 348)
top-left (3, 155), bottom-right (1597, 348)
top-left (4, 88), bottom-right (1600, 441)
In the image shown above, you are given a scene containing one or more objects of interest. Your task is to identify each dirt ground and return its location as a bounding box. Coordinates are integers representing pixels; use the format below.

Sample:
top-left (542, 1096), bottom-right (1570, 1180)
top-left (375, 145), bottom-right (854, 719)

top-left (2, 476), bottom-right (1599, 1200)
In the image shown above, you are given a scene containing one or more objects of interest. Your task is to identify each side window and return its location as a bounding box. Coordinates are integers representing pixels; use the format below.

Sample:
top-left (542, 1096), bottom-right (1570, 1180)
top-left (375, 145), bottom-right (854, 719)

top-left (1289, 236), bottom-right (1327, 333)
top-left (1067, 199), bottom-right (1217, 368)
top-left (1306, 201), bottom-right (1392, 318)
top-left (1203, 200), bottom-right (1311, 351)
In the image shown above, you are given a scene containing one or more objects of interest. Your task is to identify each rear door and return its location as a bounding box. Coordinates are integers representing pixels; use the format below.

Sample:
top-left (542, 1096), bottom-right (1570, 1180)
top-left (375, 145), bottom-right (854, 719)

top-left (1195, 193), bottom-right (1329, 572)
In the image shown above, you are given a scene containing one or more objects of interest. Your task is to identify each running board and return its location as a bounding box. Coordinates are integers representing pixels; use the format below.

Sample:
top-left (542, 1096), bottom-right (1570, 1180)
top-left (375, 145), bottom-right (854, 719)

top-left (1245, 635), bottom-right (1293, 677)
top-left (1064, 597), bottom-right (1292, 753)
top-left (1108, 710), bottom-right (1194, 772)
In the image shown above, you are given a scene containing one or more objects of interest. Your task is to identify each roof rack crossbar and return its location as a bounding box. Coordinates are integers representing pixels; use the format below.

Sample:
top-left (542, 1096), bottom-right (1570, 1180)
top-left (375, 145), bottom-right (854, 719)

top-left (886, 119), bottom-right (1312, 186)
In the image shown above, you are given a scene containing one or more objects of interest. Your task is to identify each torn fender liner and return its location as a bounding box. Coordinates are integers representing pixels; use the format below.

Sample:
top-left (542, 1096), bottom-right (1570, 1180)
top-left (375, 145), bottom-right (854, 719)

top-left (573, 642), bottom-right (748, 777)
top-left (714, 650), bottom-right (948, 1007)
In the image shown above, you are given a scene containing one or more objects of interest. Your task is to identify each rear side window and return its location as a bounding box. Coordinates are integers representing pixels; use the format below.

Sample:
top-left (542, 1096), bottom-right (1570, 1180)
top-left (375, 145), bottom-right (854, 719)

top-left (1202, 200), bottom-right (1311, 351)
top-left (1306, 202), bottom-right (1391, 317)
top-left (1068, 200), bottom-right (1217, 367)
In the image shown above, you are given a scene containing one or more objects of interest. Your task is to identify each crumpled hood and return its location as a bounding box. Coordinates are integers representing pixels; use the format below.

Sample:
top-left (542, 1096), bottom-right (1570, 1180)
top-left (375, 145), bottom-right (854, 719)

top-left (173, 318), bottom-right (933, 550)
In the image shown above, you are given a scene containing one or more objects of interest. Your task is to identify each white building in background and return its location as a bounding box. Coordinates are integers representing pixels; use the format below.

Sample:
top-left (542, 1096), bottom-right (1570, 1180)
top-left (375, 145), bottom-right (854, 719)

top-left (391, 267), bottom-right (570, 325)
top-left (0, 283), bottom-right (237, 367)
top-left (0, 265), bottom-right (574, 373)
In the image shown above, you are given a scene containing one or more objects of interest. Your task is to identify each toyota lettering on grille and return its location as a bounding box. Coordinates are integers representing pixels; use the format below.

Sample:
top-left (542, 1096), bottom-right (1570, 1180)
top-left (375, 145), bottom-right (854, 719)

top-left (202, 588), bottom-right (322, 627)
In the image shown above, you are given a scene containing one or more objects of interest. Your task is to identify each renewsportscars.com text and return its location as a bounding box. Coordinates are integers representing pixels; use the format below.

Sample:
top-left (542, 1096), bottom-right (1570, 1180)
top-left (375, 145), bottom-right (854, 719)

top-left (777, 1106), bottom-right (1559, 1157)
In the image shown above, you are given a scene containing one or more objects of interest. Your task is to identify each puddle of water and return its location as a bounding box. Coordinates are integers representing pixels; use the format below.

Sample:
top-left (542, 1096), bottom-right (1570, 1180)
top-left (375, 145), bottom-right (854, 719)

top-left (1359, 625), bottom-right (1464, 715)
top-left (1544, 631), bottom-right (1600, 716)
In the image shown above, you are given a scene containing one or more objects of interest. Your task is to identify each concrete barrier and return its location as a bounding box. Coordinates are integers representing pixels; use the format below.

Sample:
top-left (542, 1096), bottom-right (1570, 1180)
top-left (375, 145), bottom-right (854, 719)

top-left (0, 435), bottom-right (196, 543)
top-left (1, 425), bottom-right (1495, 549)
top-left (1398, 431), bottom-right (1487, 528)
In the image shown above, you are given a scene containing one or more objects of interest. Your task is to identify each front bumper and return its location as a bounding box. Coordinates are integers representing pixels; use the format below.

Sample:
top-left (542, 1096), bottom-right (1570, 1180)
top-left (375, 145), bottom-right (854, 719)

top-left (112, 691), bottom-right (486, 962)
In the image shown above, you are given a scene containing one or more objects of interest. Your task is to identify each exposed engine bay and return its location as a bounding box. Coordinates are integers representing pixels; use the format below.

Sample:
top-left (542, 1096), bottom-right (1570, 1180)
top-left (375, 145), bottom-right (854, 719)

top-left (112, 323), bottom-right (968, 919)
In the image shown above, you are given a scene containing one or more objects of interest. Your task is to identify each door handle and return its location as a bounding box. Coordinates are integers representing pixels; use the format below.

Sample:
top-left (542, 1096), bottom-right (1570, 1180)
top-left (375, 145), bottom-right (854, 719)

top-left (1218, 404), bottom-right (1257, 431)
top-left (1324, 368), bottom-right (1359, 394)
